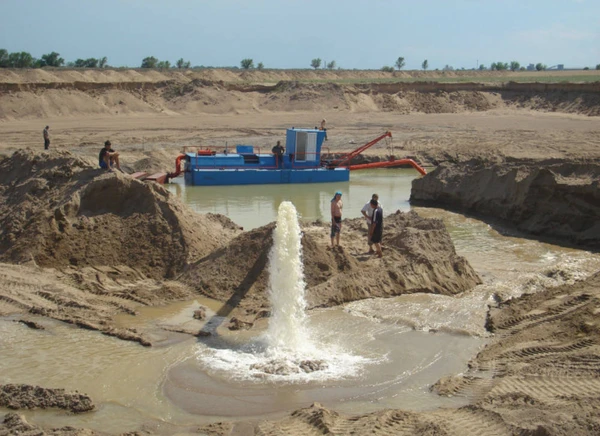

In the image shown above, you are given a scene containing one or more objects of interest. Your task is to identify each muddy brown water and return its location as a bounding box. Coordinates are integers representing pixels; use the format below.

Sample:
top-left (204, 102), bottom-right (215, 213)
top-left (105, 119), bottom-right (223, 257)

top-left (1, 169), bottom-right (599, 433)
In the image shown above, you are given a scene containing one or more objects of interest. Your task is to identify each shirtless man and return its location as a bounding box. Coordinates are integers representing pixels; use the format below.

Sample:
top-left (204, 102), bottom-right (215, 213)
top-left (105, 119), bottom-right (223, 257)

top-left (330, 191), bottom-right (343, 249)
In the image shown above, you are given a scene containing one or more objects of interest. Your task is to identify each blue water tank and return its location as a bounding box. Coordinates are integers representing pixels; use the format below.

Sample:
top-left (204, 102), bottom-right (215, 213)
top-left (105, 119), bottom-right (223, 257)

top-left (236, 145), bottom-right (254, 154)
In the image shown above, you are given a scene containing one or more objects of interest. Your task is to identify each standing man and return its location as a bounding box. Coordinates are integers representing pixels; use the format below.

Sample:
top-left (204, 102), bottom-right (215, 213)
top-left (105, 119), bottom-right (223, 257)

top-left (272, 140), bottom-right (285, 168)
top-left (361, 193), bottom-right (381, 253)
top-left (330, 191), bottom-right (343, 249)
top-left (319, 119), bottom-right (328, 141)
top-left (368, 199), bottom-right (384, 258)
top-left (43, 126), bottom-right (50, 150)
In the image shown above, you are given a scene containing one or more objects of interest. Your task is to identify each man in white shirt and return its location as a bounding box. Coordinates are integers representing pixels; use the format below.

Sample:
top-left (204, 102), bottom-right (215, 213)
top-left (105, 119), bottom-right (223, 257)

top-left (361, 193), bottom-right (382, 254)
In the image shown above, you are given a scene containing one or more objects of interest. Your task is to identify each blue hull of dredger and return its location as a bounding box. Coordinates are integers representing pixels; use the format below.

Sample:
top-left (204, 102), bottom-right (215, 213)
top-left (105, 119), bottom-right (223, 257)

top-left (184, 167), bottom-right (349, 186)
top-left (183, 128), bottom-right (349, 186)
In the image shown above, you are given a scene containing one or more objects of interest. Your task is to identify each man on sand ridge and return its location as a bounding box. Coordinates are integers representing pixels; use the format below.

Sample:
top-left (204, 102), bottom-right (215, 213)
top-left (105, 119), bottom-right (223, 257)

top-left (99, 140), bottom-right (121, 171)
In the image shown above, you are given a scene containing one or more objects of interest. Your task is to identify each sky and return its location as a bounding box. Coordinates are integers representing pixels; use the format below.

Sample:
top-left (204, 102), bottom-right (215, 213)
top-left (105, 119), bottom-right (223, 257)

top-left (1, 0), bottom-right (599, 70)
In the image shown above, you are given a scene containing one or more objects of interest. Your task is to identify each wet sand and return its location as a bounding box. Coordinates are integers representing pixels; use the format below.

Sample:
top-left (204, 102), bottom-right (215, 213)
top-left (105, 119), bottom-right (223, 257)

top-left (1, 69), bottom-right (600, 435)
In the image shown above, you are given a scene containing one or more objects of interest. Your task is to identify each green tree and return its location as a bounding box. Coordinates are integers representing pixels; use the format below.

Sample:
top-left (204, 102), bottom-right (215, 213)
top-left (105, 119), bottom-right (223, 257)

top-left (157, 60), bottom-right (170, 68)
top-left (381, 66), bottom-right (394, 72)
top-left (478, 64), bottom-right (487, 70)
top-left (510, 61), bottom-right (520, 71)
top-left (310, 58), bottom-right (321, 69)
top-left (421, 59), bottom-right (428, 71)
top-left (491, 62), bottom-right (508, 71)
top-left (257, 62), bottom-right (264, 70)
top-left (0, 49), bottom-right (8, 67)
top-left (241, 58), bottom-right (254, 69)
top-left (74, 58), bottom-right (99, 68)
top-left (141, 56), bottom-right (159, 68)
top-left (535, 63), bottom-right (546, 71)
top-left (176, 58), bottom-right (191, 68)
top-left (99, 57), bottom-right (108, 68)
top-left (596, 64), bottom-right (600, 70)
top-left (327, 60), bottom-right (336, 69)
top-left (39, 51), bottom-right (64, 67)
top-left (443, 64), bottom-right (454, 71)
top-left (395, 57), bottom-right (405, 70)
top-left (8, 51), bottom-right (35, 68)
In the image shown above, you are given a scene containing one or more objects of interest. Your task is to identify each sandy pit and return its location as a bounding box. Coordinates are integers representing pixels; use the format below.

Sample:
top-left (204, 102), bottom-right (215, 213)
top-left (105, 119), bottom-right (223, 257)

top-left (0, 68), bottom-right (599, 435)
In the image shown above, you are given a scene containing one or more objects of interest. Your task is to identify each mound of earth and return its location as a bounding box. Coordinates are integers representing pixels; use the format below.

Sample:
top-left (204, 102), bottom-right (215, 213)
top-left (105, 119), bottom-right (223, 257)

top-left (0, 149), bottom-right (242, 279)
top-left (410, 158), bottom-right (600, 249)
top-left (181, 210), bottom-right (481, 325)
top-left (0, 384), bottom-right (94, 413)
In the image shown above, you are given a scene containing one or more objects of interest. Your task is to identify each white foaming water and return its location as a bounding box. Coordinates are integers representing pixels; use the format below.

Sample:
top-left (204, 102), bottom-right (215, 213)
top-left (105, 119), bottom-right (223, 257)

top-left (264, 200), bottom-right (312, 351)
top-left (196, 201), bottom-right (372, 383)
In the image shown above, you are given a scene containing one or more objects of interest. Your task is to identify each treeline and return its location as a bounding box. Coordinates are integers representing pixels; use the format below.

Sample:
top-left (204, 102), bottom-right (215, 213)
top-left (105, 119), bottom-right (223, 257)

top-left (0, 49), bottom-right (108, 68)
top-left (2, 49), bottom-right (600, 71)
top-left (381, 57), bottom-right (600, 72)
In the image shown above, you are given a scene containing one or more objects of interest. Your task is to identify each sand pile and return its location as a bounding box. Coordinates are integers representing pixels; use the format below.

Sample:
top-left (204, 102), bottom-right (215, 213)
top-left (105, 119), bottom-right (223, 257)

top-left (182, 210), bottom-right (481, 325)
top-left (411, 157), bottom-right (600, 248)
top-left (0, 149), bottom-right (241, 278)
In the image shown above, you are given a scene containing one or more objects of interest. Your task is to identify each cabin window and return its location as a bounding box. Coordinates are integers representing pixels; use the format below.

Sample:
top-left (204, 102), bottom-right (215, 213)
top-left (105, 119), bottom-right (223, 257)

top-left (295, 132), bottom-right (317, 162)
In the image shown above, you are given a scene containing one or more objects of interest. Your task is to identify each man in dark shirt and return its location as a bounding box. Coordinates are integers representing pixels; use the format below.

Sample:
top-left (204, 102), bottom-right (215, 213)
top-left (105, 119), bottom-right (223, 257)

top-left (272, 140), bottom-right (284, 167)
top-left (43, 126), bottom-right (50, 150)
top-left (99, 140), bottom-right (121, 171)
top-left (368, 199), bottom-right (384, 258)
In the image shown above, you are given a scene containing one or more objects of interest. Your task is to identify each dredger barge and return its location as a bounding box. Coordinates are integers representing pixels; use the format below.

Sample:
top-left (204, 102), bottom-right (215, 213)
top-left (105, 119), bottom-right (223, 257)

top-left (139, 128), bottom-right (427, 186)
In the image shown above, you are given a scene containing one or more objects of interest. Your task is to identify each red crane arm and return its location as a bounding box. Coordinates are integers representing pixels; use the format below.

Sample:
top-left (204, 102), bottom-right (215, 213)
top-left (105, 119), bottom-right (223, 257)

top-left (329, 131), bottom-right (392, 168)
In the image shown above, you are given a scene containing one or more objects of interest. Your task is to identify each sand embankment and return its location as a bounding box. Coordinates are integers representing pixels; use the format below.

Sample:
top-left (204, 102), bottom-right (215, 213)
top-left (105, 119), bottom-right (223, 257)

top-left (1, 68), bottom-right (600, 121)
top-left (181, 211), bottom-right (481, 327)
top-left (411, 158), bottom-right (600, 249)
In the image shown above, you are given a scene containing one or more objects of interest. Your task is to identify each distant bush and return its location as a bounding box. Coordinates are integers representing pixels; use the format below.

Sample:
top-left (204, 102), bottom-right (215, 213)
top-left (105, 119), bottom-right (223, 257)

top-left (596, 64), bottom-right (600, 70)
top-left (381, 66), bottom-right (394, 72)
top-left (176, 58), bottom-right (191, 69)
top-left (40, 52), bottom-right (65, 67)
top-left (141, 56), bottom-right (158, 68)
top-left (491, 62), bottom-right (508, 71)
top-left (241, 58), bottom-right (254, 69)
top-left (395, 57), bottom-right (405, 70)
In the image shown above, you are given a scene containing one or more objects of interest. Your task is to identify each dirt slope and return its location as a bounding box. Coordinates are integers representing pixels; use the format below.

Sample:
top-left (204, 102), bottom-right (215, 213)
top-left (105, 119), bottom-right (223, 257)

top-left (0, 150), bottom-right (241, 278)
top-left (411, 158), bottom-right (600, 249)
top-left (181, 211), bottom-right (481, 326)
top-left (1, 69), bottom-right (599, 121)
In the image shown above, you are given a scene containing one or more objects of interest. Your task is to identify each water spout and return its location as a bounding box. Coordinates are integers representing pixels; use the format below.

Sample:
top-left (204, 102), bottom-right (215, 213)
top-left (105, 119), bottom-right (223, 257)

top-left (264, 201), bottom-right (312, 353)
